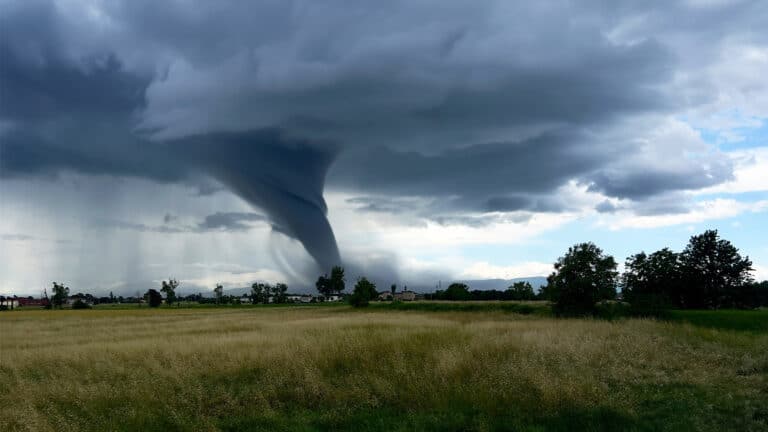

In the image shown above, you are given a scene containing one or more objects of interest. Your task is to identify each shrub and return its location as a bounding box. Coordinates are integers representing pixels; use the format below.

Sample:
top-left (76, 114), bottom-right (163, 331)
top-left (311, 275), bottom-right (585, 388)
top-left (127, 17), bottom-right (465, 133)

top-left (594, 300), bottom-right (631, 320)
top-left (144, 289), bottom-right (163, 308)
top-left (350, 277), bottom-right (377, 308)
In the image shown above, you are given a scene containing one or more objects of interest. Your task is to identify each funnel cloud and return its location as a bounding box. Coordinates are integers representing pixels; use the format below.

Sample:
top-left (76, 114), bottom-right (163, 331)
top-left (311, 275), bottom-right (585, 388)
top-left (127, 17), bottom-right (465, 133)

top-left (182, 130), bottom-right (341, 272)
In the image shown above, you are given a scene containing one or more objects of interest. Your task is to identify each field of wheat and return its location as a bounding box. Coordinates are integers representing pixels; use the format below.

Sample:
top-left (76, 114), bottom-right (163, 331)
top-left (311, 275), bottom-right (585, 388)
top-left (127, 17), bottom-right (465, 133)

top-left (1, 306), bottom-right (766, 431)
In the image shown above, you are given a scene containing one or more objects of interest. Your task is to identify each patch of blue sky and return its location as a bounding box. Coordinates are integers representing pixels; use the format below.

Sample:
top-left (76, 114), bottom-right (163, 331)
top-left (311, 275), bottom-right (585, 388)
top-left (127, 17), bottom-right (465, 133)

top-left (682, 110), bottom-right (768, 151)
top-left (457, 209), bottom-right (766, 276)
top-left (694, 190), bottom-right (768, 202)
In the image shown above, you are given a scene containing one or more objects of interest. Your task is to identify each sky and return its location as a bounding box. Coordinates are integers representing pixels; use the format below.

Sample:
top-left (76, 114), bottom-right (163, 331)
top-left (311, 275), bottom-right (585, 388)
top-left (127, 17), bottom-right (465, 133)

top-left (1, 0), bottom-right (767, 296)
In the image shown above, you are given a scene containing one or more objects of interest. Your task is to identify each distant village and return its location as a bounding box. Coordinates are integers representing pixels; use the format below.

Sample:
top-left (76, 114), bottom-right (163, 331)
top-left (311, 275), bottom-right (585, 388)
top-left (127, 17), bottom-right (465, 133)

top-left (0, 287), bottom-right (422, 310)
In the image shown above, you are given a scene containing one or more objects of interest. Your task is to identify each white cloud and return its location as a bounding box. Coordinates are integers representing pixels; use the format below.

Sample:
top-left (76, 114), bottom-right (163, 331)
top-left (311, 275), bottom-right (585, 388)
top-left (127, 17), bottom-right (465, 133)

top-left (601, 198), bottom-right (768, 230)
top-left (458, 261), bottom-right (553, 279)
top-left (696, 147), bottom-right (768, 195)
top-left (753, 264), bottom-right (768, 281)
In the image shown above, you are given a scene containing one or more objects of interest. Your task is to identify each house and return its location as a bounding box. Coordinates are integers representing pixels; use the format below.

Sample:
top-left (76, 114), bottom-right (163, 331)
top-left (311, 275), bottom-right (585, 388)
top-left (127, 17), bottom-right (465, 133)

top-left (325, 294), bottom-right (343, 302)
top-left (17, 297), bottom-right (50, 308)
top-left (394, 290), bottom-right (416, 301)
top-left (378, 292), bottom-right (393, 301)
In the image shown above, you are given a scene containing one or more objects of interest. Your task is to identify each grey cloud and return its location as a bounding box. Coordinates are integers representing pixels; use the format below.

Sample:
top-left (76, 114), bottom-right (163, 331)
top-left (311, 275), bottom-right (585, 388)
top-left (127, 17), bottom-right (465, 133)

top-left (1, 234), bottom-right (35, 241)
top-left (585, 161), bottom-right (734, 200)
top-left (595, 200), bottom-right (618, 214)
top-left (198, 212), bottom-right (267, 231)
top-left (627, 193), bottom-right (693, 217)
top-left (431, 213), bottom-right (533, 228)
top-left (330, 132), bottom-right (612, 214)
top-left (94, 219), bottom-right (187, 234)
top-left (0, 0), bottom-right (760, 262)
top-left (95, 212), bottom-right (268, 234)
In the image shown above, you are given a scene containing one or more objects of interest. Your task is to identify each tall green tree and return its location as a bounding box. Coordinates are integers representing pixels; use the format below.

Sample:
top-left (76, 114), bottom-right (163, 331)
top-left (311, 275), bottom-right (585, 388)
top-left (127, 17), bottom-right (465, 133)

top-left (443, 283), bottom-right (470, 301)
top-left (546, 242), bottom-right (617, 316)
top-left (251, 282), bottom-right (269, 304)
top-left (316, 266), bottom-right (346, 299)
top-left (214, 284), bottom-right (224, 304)
top-left (679, 230), bottom-right (753, 309)
top-left (144, 289), bottom-right (162, 307)
top-left (507, 281), bottom-right (535, 300)
top-left (350, 277), bottom-right (377, 307)
top-left (315, 275), bottom-right (331, 298)
top-left (160, 279), bottom-right (179, 306)
top-left (51, 282), bottom-right (70, 309)
top-left (622, 248), bottom-right (680, 313)
top-left (329, 266), bottom-right (346, 295)
top-left (272, 283), bottom-right (288, 304)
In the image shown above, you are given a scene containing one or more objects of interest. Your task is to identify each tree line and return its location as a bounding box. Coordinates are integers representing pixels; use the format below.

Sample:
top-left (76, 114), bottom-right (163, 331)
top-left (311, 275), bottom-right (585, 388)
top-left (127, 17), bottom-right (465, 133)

top-left (541, 230), bottom-right (765, 316)
top-left (5, 229), bottom-right (765, 315)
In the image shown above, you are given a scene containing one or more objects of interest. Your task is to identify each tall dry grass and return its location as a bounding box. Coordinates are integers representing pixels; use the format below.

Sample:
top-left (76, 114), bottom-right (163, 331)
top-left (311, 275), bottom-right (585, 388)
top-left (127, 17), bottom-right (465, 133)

top-left (1, 307), bottom-right (766, 431)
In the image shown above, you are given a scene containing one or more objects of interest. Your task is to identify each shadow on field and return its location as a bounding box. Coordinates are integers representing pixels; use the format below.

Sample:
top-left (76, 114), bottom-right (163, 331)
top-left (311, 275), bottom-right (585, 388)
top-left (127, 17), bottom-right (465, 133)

top-left (666, 309), bottom-right (768, 333)
top-left (217, 406), bottom-right (638, 432)
top-left (366, 301), bottom-right (550, 316)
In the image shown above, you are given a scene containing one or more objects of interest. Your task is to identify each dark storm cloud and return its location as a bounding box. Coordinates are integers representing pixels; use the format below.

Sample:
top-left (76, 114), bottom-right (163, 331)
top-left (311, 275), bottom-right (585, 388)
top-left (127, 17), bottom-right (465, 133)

top-left (95, 211), bottom-right (267, 233)
top-left (1, 0), bottom-right (762, 272)
top-left (198, 212), bottom-right (268, 231)
top-left (0, 234), bottom-right (34, 241)
top-left (330, 132), bottom-right (613, 213)
top-left (595, 200), bottom-right (618, 214)
top-left (0, 1), bottom-right (148, 121)
top-left (585, 163), bottom-right (734, 200)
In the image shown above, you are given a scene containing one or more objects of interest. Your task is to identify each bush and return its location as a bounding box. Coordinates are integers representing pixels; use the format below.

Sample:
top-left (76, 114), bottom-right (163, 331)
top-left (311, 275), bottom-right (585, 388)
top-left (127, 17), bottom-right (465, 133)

top-left (594, 300), bottom-right (631, 320)
top-left (144, 289), bottom-right (163, 308)
top-left (350, 277), bottom-right (377, 308)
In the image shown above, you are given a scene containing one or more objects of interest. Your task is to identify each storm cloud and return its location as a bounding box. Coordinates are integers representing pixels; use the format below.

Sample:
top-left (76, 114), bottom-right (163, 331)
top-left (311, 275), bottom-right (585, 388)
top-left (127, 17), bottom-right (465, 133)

top-left (2, 0), bottom-right (765, 279)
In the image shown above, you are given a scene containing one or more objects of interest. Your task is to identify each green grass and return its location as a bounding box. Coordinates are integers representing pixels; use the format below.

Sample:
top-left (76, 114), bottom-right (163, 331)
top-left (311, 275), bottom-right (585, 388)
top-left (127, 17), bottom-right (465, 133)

top-left (370, 300), bottom-right (550, 316)
top-left (1, 306), bottom-right (766, 431)
top-left (666, 309), bottom-right (768, 332)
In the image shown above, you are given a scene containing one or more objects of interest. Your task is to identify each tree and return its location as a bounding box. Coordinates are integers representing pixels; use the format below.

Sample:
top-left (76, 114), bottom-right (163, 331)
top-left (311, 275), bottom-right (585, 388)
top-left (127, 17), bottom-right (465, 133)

top-left (329, 266), bottom-right (346, 295)
top-left (161, 279), bottom-right (179, 306)
top-left (390, 284), bottom-right (397, 297)
top-left (350, 277), bottom-right (377, 307)
top-left (443, 283), bottom-right (470, 301)
top-left (251, 282), bottom-right (269, 304)
top-left (214, 284), bottom-right (224, 304)
top-left (272, 283), bottom-right (288, 304)
top-left (315, 274), bottom-right (331, 298)
top-left (51, 282), bottom-right (70, 309)
top-left (622, 248), bottom-right (680, 314)
top-left (678, 230), bottom-right (753, 309)
top-left (546, 242), bottom-right (618, 316)
top-left (316, 266), bottom-right (345, 299)
top-left (144, 289), bottom-right (162, 307)
top-left (72, 299), bottom-right (91, 309)
top-left (507, 281), bottom-right (535, 301)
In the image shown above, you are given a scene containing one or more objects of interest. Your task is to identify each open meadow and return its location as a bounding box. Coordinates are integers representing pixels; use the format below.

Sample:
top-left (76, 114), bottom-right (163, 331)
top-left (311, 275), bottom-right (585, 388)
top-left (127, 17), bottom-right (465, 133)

top-left (1, 305), bottom-right (767, 431)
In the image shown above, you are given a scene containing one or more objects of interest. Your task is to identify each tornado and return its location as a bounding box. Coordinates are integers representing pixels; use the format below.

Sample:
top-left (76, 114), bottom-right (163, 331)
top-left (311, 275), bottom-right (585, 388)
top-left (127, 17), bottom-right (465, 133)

top-left (183, 129), bottom-right (341, 272)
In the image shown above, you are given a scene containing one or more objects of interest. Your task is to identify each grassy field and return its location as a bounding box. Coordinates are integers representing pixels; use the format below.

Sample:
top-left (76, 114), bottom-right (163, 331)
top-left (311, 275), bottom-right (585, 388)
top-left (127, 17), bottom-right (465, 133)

top-left (1, 305), bottom-right (767, 431)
